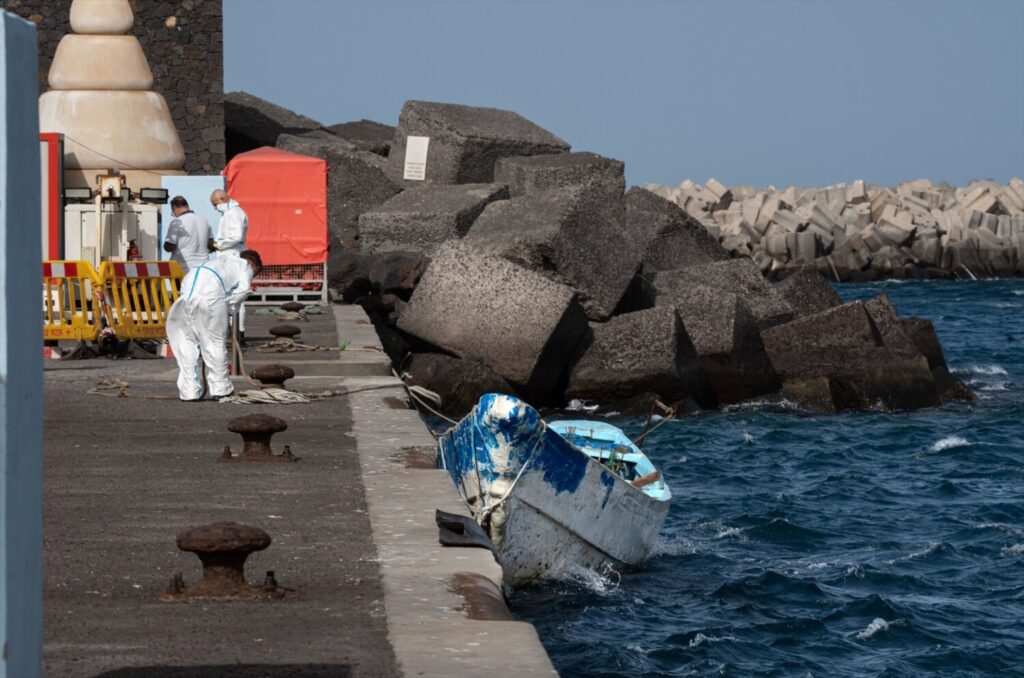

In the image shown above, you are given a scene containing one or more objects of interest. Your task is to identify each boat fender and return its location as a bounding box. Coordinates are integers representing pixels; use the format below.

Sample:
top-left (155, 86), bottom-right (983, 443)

top-left (435, 509), bottom-right (498, 554)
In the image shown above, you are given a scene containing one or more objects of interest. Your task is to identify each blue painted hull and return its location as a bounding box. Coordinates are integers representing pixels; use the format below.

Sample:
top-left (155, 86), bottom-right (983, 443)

top-left (438, 393), bottom-right (672, 586)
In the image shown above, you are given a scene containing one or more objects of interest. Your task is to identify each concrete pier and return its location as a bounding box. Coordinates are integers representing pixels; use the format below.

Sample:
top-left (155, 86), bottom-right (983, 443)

top-left (43, 305), bottom-right (555, 676)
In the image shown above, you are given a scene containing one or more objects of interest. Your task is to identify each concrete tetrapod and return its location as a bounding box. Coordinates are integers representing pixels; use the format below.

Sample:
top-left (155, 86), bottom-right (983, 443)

top-left (221, 413), bottom-right (296, 462)
top-left (163, 522), bottom-right (284, 601)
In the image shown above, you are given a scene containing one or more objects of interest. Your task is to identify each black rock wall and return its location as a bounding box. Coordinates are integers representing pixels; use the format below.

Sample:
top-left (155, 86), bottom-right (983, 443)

top-left (1, 0), bottom-right (224, 174)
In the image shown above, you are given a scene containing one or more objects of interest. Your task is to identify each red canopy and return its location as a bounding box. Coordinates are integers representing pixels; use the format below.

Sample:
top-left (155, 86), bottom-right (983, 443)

top-left (223, 147), bottom-right (327, 265)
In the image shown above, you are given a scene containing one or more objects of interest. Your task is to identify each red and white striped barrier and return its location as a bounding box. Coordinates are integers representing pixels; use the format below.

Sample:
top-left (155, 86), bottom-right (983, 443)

top-left (43, 346), bottom-right (62, 360)
top-left (109, 261), bottom-right (176, 278)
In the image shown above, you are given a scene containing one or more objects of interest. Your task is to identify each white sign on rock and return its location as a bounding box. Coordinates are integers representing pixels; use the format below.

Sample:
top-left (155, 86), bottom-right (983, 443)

top-left (403, 135), bottom-right (429, 181)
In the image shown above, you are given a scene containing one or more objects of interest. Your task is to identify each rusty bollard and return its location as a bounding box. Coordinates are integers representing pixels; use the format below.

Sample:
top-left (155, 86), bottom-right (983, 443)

top-left (250, 364), bottom-right (295, 390)
top-left (281, 301), bottom-right (303, 313)
top-left (161, 522), bottom-right (285, 601)
top-left (269, 324), bottom-right (301, 339)
top-left (220, 413), bottom-right (297, 462)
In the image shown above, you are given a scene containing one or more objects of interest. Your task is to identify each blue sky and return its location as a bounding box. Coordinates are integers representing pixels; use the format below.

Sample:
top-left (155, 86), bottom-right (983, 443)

top-left (224, 0), bottom-right (1024, 189)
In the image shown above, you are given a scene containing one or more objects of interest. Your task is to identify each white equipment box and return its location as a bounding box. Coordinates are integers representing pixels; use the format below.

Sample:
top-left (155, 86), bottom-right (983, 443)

top-left (64, 202), bottom-right (160, 266)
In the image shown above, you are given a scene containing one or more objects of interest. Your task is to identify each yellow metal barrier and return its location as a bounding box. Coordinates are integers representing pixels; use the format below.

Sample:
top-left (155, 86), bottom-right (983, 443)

top-left (42, 260), bottom-right (103, 341)
top-left (97, 261), bottom-right (184, 340)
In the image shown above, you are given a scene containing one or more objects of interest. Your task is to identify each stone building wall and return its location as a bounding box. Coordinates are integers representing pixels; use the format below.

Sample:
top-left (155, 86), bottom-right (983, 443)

top-left (0, 0), bottom-right (224, 174)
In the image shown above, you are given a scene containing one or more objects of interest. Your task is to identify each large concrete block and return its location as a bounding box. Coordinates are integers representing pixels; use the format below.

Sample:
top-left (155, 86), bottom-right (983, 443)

top-left (493, 151), bottom-right (624, 197)
top-left (762, 301), bottom-right (940, 411)
top-left (387, 100), bottom-right (570, 185)
top-left (776, 266), bottom-right (842, 318)
top-left (651, 277), bottom-right (780, 405)
top-left (403, 352), bottom-right (516, 417)
top-left (276, 133), bottom-right (404, 236)
top-left (625, 187), bottom-right (730, 274)
top-left (359, 183), bottom-right (508, 254)
top-left (566, 306), bottom-right (714, 409)
top-left (326, 118), bottom-right (395, 156)
top-left (465, 183), bottom-right (636, 320)
top-left (863, 294), bottom-right (918, 354)
top-left (660, 258), bottom-right (793, 329)
top-left (225, 91), bottom-right (323, 158)
top-left (397, 243), bottom-right (589, 401)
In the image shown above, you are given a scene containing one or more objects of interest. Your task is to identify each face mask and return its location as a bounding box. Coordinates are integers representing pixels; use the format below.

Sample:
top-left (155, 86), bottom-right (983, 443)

top-left (215, 202), bottom-right (228, 214)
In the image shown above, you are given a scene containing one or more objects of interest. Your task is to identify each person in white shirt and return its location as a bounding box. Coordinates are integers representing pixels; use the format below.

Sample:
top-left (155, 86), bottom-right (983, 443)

top-left (209, 188), bottom-right (251, 342)
top-left (166, 249), bottom-right (262, 401)
top-left (163, 196), bottom-right (211, 273)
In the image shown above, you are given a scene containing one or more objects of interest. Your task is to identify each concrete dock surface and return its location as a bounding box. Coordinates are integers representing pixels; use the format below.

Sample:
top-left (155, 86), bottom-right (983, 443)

top-left (43, 304), bottom-right (555, 677)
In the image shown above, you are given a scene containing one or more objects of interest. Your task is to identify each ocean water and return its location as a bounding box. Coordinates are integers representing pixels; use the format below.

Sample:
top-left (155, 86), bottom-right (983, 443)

top-left (510, 280), bottom-right (1024, 677)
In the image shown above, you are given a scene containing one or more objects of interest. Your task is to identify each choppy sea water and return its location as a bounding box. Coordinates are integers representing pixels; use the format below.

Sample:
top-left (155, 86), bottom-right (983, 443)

top-left (510, 280), bottom-right (1024, 677)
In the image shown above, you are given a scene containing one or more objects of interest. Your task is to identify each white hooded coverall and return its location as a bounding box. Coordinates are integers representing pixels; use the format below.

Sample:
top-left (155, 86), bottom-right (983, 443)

top-left (212, 198), bottom-right (250, 331)
top-left (166, 255), bottom-right (253, 400)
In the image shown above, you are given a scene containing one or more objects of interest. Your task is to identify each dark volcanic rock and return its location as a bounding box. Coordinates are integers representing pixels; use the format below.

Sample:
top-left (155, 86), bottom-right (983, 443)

top-left (762, 301), bottom-right (941, 412)
top-left (402, 353), bottom-right (516, 417)
top-left (225, 91), bottom-right (322, 158)
top-left (359, 184), bottom-right (508, 254)
top-left (493, 152), bottom-right (624, 197)
top-left (326, 119), bottom-right (396, 156)
top-left (625, 187), bottom-right (730, 274)
top-left (652, 280), bottom-right (780, 405)
top-left (465, 183), bottom-right (638, 320)
top-left (387, 100), bottom-right (570, 186)
top-left (327, 248), bottom-right (371, 303)
top-left (566, 306), bottom-right (715, 409)
top-left (776, 266), bottom-right (843, 318)
top-left (276, 133), bottom-right (403, 237)
top-left (656, 258), bottom-right (793, 329)
top-left (366, 251), bottom-right (430, 299)
top-left (397, 243), bottom-right (589, 403)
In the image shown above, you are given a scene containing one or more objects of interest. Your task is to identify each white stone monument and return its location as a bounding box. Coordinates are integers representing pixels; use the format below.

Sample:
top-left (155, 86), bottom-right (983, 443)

top-left (1, 10), bottom-right (43, 677)
top-left (39, 0), bottom-right (186, 189)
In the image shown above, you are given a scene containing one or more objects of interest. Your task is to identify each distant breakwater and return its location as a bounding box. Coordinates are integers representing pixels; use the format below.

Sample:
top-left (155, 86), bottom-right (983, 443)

top-left (644, 178), bottom-right (1024, 281)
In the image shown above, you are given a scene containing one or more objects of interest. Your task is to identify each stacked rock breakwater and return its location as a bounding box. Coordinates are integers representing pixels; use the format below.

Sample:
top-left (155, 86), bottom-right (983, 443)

top-left (224, 93), bottom-right (976, 416)
top-left (644, 177), bottom-right (1024, 281)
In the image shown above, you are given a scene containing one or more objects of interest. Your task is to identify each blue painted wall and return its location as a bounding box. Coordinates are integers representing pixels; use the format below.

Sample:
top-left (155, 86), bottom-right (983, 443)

top-left (0, 10), bottom-right (43, 678)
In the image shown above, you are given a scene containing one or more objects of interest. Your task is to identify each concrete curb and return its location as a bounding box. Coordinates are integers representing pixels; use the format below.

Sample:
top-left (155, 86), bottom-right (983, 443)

top-left (335, 306), bottom-right (557, 676)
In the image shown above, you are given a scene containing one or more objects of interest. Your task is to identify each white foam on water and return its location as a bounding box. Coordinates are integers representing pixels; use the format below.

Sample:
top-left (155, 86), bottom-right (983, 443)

top-left (689, 632), bottom-right (737, 648)
top-left (887, 542), bottom-right (942, 565)
top-left (847, 564), bottom-right (865, 578)
top-left (807, 561), bottom-right (832, 570)
top-left (857, 617), bottom-right (892, 640)
top-left (960, 364), bottom-right (1008, 376)
top-left (541, 563), bottom-right (621, 595)
top-left (1001, 543), bottom-right (1024, 556)
top-left (1013, 290), bottom-right (1024, 296)
top-left (652, 535), bottom-right (697, 557)
top-left (742, 431), bottom-right (755, 444)
top-left (627, 644), bottom-right (651, 655)
top-left (715, 526), bottom-right (747, 540)
top-left (975, 523), bottom-right (1023, 537)
top-left (930, 435), bottom-right (969, 452)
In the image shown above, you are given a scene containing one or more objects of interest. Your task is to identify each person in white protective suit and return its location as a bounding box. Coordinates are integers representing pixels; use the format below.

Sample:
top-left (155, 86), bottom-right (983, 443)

top-left (209, 188), bottom-right (251, 342)
top-left (163, 195), bottom-right (210, 273)
top-left (166, 249), bottom-right (263, 401)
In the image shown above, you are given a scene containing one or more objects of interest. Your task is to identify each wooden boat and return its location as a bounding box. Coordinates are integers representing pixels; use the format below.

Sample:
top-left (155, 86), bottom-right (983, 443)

top-left (438, 393), bottom-right (672, 587)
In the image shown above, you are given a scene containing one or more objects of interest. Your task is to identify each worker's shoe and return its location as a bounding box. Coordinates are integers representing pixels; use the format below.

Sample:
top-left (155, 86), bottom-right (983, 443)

top-left (212, 392), bottom-right (235, 401)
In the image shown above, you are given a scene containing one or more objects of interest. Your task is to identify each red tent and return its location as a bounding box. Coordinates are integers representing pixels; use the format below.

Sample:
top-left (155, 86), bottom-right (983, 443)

top-left (223, 147), bottom-right (327, 266)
